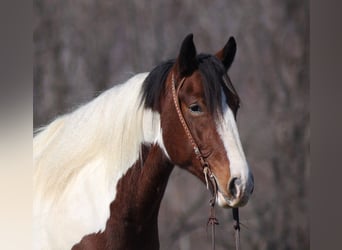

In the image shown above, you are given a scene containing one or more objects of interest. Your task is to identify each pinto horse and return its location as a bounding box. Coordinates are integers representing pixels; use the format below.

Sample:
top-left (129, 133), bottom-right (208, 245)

top-left (33, 34), bottom-right (254, 250)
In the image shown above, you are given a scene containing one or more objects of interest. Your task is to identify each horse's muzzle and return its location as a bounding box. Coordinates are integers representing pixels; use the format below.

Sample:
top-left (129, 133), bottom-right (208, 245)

top-left (217, 173), bottom-right (254, 208)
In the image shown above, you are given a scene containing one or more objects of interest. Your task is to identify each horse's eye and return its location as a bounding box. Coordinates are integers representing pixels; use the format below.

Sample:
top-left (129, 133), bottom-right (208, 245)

top-left (189, 104), bottom-right (203, 114)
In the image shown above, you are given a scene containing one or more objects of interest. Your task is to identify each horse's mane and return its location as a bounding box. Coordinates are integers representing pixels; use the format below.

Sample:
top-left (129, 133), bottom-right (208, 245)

top-left (34, 73), bottom-right (156, 203)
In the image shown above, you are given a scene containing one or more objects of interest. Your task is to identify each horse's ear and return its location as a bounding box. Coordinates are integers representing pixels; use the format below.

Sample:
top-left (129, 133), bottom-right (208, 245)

top-left (176, 33), bottom-right (198, 77)
top-left (215, 36), bottom-right (237, 70)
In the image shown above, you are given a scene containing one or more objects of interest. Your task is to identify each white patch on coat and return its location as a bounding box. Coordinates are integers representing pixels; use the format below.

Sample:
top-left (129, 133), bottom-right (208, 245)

top-left (33, 73), bottom-right (166, 249)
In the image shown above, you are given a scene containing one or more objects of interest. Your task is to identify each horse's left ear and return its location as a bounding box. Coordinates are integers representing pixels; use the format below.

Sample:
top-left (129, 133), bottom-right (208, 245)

top-left (176, 33), bottom-right (198, 77)
top-left (215, 36), bottom-right (237, 70)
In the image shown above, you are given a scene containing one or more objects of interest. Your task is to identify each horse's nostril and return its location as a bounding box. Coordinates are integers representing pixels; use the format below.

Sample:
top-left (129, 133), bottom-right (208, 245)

top-left (229, 177), bottom-right (241, 198)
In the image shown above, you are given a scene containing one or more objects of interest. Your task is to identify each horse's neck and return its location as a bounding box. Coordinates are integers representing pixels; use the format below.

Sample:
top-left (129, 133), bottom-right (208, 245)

top-left (112, 144), bottom-right (173, 222)
top-left (73, 144), bottom-right (174, 249)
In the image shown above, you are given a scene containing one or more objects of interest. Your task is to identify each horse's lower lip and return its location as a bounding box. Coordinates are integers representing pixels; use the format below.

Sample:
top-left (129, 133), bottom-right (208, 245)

top-left (217, 191), bottom-right (248, 208)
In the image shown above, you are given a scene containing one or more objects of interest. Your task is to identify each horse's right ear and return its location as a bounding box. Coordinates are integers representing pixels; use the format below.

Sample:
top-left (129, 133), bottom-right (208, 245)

top-left (215, 36), bottom-right (237, 70)
top-left (176, 33), bottom-right (198, 77)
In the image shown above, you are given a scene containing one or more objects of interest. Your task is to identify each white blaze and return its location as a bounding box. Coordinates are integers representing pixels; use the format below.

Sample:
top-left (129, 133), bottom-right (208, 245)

top-left (216, 93), bottom-right (251, 196)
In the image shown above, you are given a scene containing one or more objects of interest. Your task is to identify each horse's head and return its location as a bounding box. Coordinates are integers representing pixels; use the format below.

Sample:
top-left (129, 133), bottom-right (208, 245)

top-left (159, 34), bottom-right (254, 208)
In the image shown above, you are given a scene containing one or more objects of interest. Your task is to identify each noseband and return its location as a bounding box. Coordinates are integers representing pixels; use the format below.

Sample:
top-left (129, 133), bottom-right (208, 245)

top-left (171, 73), bottom-right (241, 250)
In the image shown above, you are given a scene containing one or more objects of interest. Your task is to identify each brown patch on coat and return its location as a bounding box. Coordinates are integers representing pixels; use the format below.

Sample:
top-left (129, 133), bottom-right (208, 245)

top-left (72, 145), bottom-right (173, 250)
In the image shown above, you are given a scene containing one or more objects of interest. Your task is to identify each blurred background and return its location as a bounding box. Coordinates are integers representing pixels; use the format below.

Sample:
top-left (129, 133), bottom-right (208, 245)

top-left (33, 0), bottom-right (309, 249)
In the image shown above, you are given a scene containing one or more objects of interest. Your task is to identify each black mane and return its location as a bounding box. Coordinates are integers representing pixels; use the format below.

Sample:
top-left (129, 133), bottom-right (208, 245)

top-left (141, 59), bottom-right (175, 112)
top-left (141, 54), bottom-right (240, 117)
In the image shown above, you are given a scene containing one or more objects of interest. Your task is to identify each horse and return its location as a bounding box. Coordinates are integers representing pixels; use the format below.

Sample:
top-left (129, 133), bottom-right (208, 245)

top-left (33, 34), bottom-right (254, 250)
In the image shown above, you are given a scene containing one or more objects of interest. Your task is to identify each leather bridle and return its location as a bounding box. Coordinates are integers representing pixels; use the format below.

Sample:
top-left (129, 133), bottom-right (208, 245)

top-left (171, 73), bottom-right (217, 192)
top-left (171, 73), bottom-right (241, 250)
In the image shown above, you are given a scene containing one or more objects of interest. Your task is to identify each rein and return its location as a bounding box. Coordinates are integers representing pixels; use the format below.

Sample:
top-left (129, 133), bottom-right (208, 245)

top-left (171, 73), bottom-right (241, 250)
